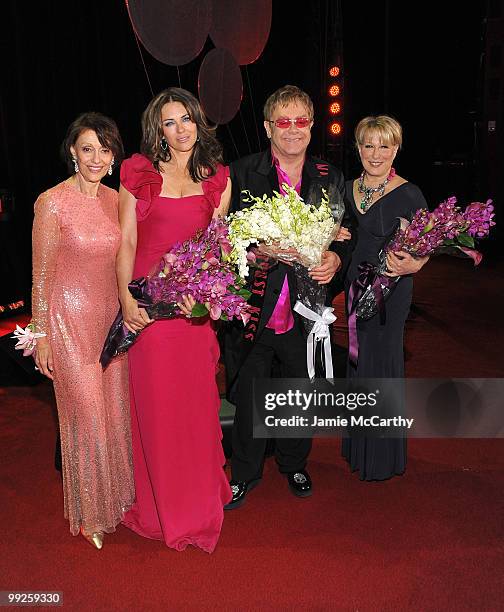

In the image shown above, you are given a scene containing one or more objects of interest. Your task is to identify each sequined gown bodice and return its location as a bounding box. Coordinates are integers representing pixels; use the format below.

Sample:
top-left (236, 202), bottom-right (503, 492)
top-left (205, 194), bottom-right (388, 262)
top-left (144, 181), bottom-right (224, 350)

top-left (31, 180), bottom-right (134, 535)
top-left (33, 182), bottom-right (121, 360)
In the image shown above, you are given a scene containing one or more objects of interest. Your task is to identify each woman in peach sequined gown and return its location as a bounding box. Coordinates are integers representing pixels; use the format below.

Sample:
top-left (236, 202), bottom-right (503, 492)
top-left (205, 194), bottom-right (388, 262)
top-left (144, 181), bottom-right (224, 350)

top-left (117, 88), bottom-right (232, 553)
top-left (31, 113), bottom-right (134, 548)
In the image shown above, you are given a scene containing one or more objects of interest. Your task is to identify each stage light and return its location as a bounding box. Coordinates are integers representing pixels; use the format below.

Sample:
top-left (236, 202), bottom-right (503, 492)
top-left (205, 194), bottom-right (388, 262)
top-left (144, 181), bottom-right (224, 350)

top-left (326, 60), bottom-right (344, 147)
top-left (329, 102), bottom-right (341, 115)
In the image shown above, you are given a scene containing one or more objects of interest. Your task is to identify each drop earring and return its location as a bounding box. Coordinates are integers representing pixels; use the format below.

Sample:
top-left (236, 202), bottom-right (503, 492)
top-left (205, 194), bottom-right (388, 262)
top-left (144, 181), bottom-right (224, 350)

top-left (160, 137), bottom-right (168, 152)
top-left (108, 158), bottom-right (114, 176)
top-left (73, 158), bottom-right (79, 173)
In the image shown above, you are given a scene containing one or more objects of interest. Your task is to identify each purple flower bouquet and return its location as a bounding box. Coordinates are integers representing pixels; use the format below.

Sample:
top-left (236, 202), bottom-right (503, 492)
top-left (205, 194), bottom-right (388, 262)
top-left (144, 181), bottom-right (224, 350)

top-left (100, 219), bottom-right (251, 368)
top-left (351, 197), bottom-right (495, 322)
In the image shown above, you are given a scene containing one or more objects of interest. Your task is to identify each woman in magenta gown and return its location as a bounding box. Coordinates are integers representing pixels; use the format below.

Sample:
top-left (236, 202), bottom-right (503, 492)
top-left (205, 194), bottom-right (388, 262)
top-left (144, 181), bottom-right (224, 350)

top-left (116, 88), bottom-right (232, 552)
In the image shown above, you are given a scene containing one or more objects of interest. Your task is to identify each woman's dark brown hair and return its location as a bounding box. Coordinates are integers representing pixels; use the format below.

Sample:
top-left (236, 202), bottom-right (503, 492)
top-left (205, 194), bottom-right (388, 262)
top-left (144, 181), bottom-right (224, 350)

top-left (60, 112), bottom-right (124, 174)
top-left (140, 87), bottom-right (222, 181)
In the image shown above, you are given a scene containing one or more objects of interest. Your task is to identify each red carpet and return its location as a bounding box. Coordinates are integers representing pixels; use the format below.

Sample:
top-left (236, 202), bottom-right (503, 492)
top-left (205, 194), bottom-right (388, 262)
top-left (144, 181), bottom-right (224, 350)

top-left (0, 313), bottom-right (30, 336)
top-left (1, 256), bottom-right (503, 611)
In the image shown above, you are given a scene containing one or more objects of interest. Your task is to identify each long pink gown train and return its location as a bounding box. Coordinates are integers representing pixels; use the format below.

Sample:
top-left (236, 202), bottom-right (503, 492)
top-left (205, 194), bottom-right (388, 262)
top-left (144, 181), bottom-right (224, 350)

top-left (31, 181), bottom-right (134, 536)
top-left (120, 154), bottom-right (232, 553)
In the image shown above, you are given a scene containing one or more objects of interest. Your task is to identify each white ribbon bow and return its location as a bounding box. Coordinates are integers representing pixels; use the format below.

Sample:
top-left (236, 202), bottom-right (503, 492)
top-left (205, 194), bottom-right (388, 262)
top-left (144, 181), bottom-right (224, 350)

top-left (293, 301), bottom-right (336, 380)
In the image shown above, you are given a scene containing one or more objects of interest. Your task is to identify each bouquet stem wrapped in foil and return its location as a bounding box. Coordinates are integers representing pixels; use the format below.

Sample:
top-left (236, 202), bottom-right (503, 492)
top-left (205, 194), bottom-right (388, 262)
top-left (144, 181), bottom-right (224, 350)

top-left (293, 183), bottom-right (345, 328)
top-left (352, 250), bottom-right (399, 322)
top-left (100, 278), bottom-right (178, 368)
top-left (294, 185), bottom-right (346, 379)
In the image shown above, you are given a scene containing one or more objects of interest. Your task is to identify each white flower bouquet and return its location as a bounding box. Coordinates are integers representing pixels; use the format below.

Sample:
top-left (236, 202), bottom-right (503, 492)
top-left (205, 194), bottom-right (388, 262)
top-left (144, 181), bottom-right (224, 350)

top-left (227, 184), bottom-right (345, 379)
top-left (227, 185), bottom-right (340, 278)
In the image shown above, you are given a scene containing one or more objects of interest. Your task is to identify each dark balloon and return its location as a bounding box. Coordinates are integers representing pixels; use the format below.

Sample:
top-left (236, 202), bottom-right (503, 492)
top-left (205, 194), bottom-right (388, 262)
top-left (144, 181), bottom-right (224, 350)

top-left (126, 0), bottom-right (212, 66)
top-left (198, 48), bottom-right (243, 124)
top-left (209, 0), bottom-right (272, 65)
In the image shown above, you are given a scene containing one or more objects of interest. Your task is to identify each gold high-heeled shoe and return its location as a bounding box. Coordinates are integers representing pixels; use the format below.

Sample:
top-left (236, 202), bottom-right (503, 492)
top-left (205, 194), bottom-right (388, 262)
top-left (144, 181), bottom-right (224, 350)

top-left (80, 528), bottom-right (104, 550)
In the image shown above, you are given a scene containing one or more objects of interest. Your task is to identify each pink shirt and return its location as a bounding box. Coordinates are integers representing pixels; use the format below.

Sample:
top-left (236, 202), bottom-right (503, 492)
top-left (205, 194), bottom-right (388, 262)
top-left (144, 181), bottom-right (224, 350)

top-left (265, 153), bottom-right (302, 334)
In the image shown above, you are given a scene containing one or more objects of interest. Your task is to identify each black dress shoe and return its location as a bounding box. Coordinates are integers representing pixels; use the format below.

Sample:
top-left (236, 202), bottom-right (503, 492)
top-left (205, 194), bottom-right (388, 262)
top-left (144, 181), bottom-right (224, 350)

top-left (286, 469), bottom-right (312, 497)
top-left (224, 478), bottom-right (261, 510)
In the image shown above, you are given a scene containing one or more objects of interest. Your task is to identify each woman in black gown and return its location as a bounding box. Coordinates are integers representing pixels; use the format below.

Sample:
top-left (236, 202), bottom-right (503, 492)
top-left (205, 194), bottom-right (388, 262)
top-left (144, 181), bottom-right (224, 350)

top-left (343, 115), bottom-right (429, 480)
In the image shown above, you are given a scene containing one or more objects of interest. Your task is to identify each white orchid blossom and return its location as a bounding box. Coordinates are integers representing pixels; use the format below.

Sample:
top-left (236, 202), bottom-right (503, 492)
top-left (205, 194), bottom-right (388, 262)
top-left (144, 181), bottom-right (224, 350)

top-left (227, 185), bottom-right (336, 278)
top-left (11, 324), bottom-right (46, 357)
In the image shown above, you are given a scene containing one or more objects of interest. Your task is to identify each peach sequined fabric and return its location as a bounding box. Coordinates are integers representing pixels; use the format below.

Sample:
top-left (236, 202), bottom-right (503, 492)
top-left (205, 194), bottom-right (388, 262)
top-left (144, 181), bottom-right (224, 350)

top-left (31, 180), bottom-right (134, 535)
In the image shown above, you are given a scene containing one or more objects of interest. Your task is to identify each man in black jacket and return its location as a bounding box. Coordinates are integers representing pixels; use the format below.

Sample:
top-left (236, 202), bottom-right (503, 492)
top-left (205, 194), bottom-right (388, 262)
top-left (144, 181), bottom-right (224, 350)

top-left (224, 85), bottom-right (355, 509)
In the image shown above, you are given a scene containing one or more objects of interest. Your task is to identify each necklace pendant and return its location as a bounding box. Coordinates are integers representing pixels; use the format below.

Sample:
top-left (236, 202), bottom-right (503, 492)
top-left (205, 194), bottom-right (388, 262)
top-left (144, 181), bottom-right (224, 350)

top-left (360, 199), bottom-right (367, 211)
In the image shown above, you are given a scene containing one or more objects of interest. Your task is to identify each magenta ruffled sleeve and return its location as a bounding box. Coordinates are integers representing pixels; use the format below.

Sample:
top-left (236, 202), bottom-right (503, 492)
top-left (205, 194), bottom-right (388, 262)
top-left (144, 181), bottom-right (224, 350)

top-left (120, 154), bottom-right (163, 221)
top-left (202, 164), bottom-right (230, 209)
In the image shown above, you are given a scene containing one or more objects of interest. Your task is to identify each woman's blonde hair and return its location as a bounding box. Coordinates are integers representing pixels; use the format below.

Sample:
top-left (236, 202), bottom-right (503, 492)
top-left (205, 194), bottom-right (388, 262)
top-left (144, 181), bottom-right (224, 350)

top-left (354, 115), bottom-right (403, 150)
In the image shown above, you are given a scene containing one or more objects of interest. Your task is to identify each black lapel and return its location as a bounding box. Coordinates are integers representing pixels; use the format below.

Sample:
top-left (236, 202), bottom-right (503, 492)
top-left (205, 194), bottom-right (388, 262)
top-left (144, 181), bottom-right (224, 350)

top-left (300, 155), bottom-right (330, 205)
top-left (254, 149), bottom-right (279, 196)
